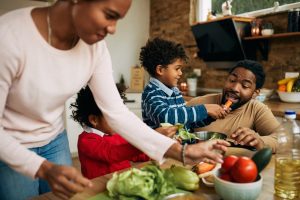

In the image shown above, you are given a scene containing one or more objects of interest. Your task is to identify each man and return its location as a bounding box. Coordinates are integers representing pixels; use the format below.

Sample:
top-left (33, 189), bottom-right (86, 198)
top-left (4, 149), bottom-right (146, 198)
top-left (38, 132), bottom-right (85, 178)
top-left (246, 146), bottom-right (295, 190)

top-left (188, 60), bottom-right (279, 152)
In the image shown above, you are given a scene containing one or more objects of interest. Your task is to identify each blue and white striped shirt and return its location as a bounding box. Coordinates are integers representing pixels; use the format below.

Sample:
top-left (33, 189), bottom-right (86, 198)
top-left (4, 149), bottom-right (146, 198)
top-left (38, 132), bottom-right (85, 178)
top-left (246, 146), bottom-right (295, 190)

top-left (142, 78), bottom-right (213, 130)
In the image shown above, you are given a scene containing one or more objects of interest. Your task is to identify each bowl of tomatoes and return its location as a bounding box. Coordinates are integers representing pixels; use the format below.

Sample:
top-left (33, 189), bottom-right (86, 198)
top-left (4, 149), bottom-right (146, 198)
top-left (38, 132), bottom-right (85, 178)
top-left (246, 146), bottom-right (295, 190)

top-left (214, 155), bottom-right (263, 200)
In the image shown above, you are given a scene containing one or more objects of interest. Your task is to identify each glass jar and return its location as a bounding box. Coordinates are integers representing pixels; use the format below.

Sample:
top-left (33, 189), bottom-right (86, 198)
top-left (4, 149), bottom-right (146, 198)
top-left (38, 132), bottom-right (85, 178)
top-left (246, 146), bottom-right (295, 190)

top-left (251, 21), bottom-right (260, 36)
top-left (261, 22), bottom-right (274, 36)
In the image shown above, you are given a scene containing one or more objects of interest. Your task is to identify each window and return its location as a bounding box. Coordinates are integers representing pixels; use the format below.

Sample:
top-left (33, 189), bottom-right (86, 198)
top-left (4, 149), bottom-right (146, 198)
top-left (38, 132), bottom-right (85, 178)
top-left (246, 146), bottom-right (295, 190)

top-left (196, 0), bottom-right (300, 22)
top-left (212, 0), bottom-right (300, 15)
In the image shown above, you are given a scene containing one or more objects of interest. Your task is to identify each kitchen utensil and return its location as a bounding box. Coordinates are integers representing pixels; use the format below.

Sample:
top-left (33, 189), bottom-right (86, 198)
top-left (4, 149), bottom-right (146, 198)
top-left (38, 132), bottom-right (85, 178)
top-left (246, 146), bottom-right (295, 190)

top-left (194, 131), bottom-right (257, 151)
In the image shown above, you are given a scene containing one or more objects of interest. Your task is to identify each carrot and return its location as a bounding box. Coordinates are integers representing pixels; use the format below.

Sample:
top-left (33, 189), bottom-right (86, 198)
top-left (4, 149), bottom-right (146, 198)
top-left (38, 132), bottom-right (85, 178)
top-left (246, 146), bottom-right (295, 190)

top-left (224, 100), bottom-right (233, 109)
top-left (193, 162), bottom-right (216, 175)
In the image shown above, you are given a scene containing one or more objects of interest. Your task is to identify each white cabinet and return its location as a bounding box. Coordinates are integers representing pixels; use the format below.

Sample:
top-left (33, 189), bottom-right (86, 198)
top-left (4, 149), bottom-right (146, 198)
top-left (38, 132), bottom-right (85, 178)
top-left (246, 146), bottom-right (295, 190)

top-left (125, 93), bottom-right (142, 119)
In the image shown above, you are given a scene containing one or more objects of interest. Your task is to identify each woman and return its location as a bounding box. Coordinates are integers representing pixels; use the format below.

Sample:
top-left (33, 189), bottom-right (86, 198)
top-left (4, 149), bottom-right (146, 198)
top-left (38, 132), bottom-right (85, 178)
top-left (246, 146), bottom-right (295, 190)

top-left (0, 0), bottom-right (229, 199)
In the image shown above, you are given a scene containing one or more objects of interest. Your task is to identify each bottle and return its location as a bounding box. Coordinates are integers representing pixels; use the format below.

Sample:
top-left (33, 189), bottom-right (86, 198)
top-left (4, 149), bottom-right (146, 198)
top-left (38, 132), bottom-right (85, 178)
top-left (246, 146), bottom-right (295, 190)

top-left (274, 110), bottom-right (300, 199)
top-left (293, 8), bottom-right (300, 32)
top-left (288, 9), bottom-right (294, 32)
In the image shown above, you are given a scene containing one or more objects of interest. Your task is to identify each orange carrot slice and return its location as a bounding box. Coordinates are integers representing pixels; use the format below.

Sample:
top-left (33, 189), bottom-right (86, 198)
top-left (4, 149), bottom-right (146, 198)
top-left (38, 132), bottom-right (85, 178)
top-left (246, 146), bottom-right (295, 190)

top-left (224, 100), bottom-right (233, 109)
top-left (193, 162), bottom-right (216, 175)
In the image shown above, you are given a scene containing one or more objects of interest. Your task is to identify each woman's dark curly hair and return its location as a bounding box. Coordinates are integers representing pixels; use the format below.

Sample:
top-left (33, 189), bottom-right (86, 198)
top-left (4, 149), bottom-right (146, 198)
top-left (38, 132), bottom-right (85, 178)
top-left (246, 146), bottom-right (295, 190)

top-left (70, 85), bottom-right (126, 128)
top-left (139, 37), bottom-right (189, 77)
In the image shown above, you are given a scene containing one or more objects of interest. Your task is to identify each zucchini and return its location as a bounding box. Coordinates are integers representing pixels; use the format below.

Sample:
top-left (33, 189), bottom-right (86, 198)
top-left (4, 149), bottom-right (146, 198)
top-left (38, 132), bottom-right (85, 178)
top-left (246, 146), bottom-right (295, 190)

top-left (251, 148), bottom-right (272, 173)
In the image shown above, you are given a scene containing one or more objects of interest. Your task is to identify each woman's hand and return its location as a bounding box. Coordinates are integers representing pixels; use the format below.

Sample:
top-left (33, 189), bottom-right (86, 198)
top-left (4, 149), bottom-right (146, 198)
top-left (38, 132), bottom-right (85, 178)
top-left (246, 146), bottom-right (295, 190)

top-left (155, 126), bottom-right (178, 138)
top-left (184, 139), bottom-right (230, 165)
top-left (204, 104), bottom-right (229, 119)
top-left (230, 127), bottom-right (264, 150)
top-left (165, 139), bottom-right (230, 166)
top-left (36, 160), bottom-right (92, 199)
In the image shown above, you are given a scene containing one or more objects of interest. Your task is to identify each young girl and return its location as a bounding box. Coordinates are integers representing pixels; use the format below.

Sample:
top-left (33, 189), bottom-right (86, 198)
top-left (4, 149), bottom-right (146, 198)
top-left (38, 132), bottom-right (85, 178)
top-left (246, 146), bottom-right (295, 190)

top-left (70, 86), bottom-right (177, 179)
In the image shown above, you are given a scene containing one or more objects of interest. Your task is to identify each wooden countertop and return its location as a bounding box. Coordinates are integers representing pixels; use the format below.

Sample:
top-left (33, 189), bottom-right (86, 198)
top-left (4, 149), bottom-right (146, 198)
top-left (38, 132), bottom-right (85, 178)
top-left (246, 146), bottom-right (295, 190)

top-left (33, 148), bottom-right (281, 200)
top-left (263, 98), bottom-right (300, 120)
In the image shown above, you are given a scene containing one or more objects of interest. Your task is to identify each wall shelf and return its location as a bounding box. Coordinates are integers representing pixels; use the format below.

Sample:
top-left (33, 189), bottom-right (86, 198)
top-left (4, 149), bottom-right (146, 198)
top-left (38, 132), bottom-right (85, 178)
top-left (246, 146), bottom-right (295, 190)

top-left (242, 32), bottom-right (300, 60)
top-left (243, 32), bottom-right (300, 40)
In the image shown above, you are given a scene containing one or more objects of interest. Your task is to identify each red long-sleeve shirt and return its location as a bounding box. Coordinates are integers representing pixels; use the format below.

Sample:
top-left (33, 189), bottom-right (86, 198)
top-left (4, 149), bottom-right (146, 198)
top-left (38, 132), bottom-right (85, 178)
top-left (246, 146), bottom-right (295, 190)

top-left (78, 128), bottom-right (149, 179)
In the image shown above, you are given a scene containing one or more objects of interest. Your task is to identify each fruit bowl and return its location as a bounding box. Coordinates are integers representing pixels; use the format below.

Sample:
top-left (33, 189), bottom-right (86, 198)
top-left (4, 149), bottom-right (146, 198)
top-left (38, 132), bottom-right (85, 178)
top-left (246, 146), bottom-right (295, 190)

top-left (277, 91), bottom-right (300, 103)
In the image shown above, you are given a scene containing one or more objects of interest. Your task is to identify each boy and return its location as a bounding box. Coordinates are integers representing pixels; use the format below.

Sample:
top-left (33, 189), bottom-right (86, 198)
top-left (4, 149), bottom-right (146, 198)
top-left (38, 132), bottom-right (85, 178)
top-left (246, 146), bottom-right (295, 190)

top-left (70, 85), bottom-right (177, 179)
top-left (140, 37), bottom-right (228, 130)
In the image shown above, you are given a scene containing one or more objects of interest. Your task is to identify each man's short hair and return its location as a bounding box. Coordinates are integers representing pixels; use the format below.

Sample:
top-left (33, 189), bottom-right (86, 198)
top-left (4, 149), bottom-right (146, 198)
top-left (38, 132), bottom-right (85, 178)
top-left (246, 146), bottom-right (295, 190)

top-left (229, 60), bottom-right (265, 89)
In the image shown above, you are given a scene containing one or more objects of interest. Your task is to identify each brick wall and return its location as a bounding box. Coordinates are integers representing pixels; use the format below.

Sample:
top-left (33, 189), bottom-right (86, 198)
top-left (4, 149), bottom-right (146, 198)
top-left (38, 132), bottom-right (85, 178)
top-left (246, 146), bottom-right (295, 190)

top-left (150, 0), bottom-right (300, 89)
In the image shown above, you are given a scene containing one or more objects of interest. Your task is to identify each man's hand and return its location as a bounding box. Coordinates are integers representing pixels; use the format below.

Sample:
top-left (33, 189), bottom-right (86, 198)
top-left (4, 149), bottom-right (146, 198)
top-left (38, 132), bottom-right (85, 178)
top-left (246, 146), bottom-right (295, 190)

top-left (230, 127), bottom-right (264, 150)
top-left (155, 126), bottom-right (178, 138)
top-left (36, 160), bottom-right (92, 199)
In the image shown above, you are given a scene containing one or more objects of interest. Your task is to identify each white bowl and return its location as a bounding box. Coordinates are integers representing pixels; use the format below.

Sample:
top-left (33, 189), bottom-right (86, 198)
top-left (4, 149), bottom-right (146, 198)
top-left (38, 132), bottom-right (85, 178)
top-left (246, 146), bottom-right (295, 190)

top-left (261, 29), bottom-right (274, 36)
top-left (277, 91), bottom-right (300, 103)
top-left (260, 88), bottom-right (274, 98)
top-left (214, 169), bottom-right (263, 200)
top-left (256, 93), bottom-right (267, 102)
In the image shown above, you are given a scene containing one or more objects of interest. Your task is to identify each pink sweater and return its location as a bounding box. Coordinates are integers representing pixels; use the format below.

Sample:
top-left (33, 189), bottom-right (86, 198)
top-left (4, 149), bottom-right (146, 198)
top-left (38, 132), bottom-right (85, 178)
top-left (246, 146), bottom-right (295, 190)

top-left (0, 7), bottom-right (175, 178)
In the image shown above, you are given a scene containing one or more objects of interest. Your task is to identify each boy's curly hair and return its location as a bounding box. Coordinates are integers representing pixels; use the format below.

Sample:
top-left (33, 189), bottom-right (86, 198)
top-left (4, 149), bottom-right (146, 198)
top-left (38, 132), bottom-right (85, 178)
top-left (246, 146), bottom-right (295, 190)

top-left (70, 85), bottom-right (126, 128)
top-left (139, 37), bottom-right (188, 77)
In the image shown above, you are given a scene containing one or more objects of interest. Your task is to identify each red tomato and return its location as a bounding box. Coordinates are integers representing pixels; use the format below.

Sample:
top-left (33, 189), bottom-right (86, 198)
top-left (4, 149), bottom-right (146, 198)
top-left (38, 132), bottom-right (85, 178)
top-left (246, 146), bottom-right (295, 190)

top-left (220, 173), bottom-right (232, 182)
top-left (230, 156), bottom-right (258, 183)
top-left (221, 155), bottom-right (239, 173)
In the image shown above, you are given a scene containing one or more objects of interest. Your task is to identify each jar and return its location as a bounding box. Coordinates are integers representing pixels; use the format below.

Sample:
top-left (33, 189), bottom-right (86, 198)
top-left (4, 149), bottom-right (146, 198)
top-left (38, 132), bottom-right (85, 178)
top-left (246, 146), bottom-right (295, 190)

top-left (251, 21), bottom-right (260, 36)
top-left (261, 22), bottom-right (274, 36)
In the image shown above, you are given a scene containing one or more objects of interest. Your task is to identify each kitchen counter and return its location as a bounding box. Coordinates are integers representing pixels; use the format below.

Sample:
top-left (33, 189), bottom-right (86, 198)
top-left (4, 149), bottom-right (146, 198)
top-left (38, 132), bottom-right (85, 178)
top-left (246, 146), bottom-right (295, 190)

top-left (32, 148), bottom-right (279, 200)
top-left (264, 98), bottom-right (300, 120)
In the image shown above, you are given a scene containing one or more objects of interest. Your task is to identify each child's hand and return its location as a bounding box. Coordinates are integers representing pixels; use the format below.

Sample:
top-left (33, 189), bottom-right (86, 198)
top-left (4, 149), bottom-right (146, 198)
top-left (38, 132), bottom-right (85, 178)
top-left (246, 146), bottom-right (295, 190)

top-left (204, 104), bottom-right (228, 119)
top-left (155, 126), bottom-right (178, 138)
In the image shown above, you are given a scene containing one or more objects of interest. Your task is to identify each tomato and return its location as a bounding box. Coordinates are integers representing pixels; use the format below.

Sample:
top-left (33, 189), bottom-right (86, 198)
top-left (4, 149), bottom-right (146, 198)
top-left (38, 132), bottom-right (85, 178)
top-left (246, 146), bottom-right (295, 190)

top-left (220, 173), bottom-right (232, 182)
top-left (221, 155), bottom-right (239, 173)
top-left (230, 156), bottom-right (258, 183)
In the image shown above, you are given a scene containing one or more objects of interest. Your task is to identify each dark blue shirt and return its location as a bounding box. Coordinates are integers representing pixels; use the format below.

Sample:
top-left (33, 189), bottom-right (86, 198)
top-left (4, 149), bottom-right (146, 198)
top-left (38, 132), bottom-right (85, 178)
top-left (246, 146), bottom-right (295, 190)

top-left (142, 78), bottom-right (213, 130)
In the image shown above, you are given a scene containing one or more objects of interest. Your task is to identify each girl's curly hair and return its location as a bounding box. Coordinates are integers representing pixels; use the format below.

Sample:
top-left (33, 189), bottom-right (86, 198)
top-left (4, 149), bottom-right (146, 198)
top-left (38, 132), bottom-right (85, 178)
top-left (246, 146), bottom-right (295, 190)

top-left (139, 37), bottom-right (188, 77)
top-left (70, 85), bottom-right (126, 128)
